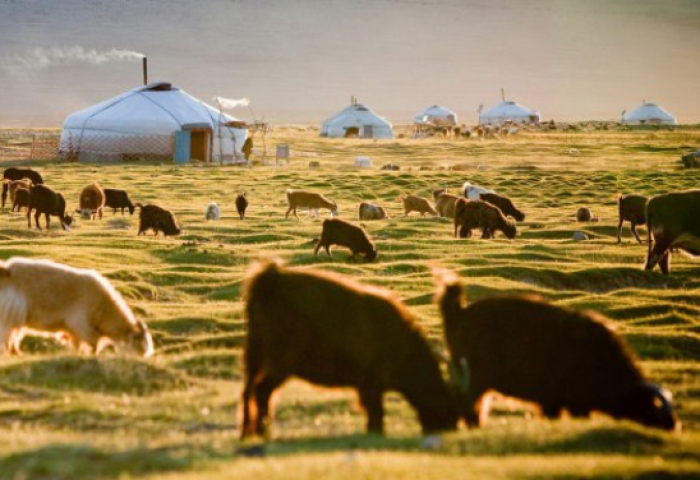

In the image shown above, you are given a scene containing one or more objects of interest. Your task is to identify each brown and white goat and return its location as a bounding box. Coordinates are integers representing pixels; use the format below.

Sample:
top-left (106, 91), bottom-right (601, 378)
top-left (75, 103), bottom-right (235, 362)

top-left (358, 202), bottom-right (389, 221)
top-left (78, 182), bottom-right (106, 220)
top-left (240, 259), bottom-right (457, 438)
top-left (285, 189), bottom-right (338, 220)
top-left (0, 257), bottom-right (153, 357)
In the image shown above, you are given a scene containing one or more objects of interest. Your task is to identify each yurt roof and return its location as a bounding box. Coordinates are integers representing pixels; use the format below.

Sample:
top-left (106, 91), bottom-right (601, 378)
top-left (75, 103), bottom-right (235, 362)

top-left (323, 103), bottom-right (392, 128)
top-left (414, 105), bottom-right (458, 123)
top-left (481, 101), bottom-right (538, 119)
top-left (623, 102), bottom-right (677, 124)
top-left (63, 82), bottom-right (242, 136)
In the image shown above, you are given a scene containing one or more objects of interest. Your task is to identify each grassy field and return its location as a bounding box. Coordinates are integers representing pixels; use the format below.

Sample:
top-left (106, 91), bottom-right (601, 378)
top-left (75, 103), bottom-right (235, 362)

top-left (1, 127), bottom-right (700, 479)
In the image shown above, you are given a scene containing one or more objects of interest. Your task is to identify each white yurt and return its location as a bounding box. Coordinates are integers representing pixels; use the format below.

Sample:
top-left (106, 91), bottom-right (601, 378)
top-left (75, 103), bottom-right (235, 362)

top-left (414, 105), bottom-right (458, 126)
top-left (622, 102), bottom-right (677, 125)
top-left (60, 82), bottom-right (248, 163)
top-left (479, 101), bottom-right (540, 126)
top-left (320, 100), bottom-right (394, 139)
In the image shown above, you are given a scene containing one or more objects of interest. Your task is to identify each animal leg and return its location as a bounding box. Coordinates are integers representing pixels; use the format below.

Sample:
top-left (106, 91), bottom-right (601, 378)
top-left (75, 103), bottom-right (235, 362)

top-left (44, 213), bottom-right (50, 230)
top-left (253, 374), bottom-right (286, 438)
top-left (325, 245), bottom-right (331, 256)
top-left (34, 211), bottom-right (42, 230)
top-left (631, 223), bottom-right (643, 244)
top-left (358, 387), bottom-right (384, 434)
top-left (284, 206), bottom-right (293, 220)
top-left (616, 218), bottom-right (624, 244)
top-left (313, 240), bottom-right (323, 256)
top-left (659, 251), bottom-right (671, 275)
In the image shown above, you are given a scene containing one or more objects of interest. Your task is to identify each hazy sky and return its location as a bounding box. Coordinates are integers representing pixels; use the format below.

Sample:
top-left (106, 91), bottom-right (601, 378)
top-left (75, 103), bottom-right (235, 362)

top-left (1, 0), bottom-right (699, 126)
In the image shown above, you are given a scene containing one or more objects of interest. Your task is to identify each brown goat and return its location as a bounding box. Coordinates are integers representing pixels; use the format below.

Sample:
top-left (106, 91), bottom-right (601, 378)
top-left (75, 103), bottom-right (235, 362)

top-left (576, 207), bottom-right (594, 222)
top-left (13, 187), bottom-right (31, 212)
top-left (5, 179), bottom-right (32, 207)
top-left (436, 272), bottom-right (679, 431)
top-left (617, 194), bottom-right (648, 244)
top-left (2, 167), bottom-right (43, 209)
top-left (314, 218), bottom-right (377, 262)
top-left (137, 204), bottom-right (181, 236)
top-left (240, 259), bottom-right (458, 438)
top-left (401, 194), bottom-right (437, 217)
top-left (285, 189), bottom-right (338, 220)
top-left (78, 183), bottom-right (106, 220)
top-left (434, 191), bottom-right (460, 218)
top-left (454, 199), bottom-right (516, 239)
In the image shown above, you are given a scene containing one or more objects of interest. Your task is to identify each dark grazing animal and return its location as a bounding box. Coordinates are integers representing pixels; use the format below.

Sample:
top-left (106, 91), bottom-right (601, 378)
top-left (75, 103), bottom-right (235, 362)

top-left (314, 218), bottom-right (377, 262)
top-left (454, 199), bottom-right (516, 239)
top-left (617, 194), bottom-right (648, 244)
top-left (436, 272), bottom-right (679, 431)
top-left (576, 207), bottom-right (594, 222)
top-left (27, 184), bottom-right (73, 231)
top-left (104, 188), bottom-right (136, 215)
top-left (480, 193), bottom-right (525, 221)
top-left (236, 193), bottom-right (248, 220)
top-left (644, 190), bottom-right (700, 275)
top-left (240, 259), bottom-right (458, 438)
top-left (137, 204), bottom-right (181, 236)
top-left (2, 167), bottom-right (43, 209)
top-left (358, 202), bottom-right (389, 221)
top-left (13, 187), bottom-right (31, 212)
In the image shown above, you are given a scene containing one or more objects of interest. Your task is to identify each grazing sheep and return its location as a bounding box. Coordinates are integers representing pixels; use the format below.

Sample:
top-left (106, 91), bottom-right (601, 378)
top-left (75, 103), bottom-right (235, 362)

top-left (137, 204), bottom-right (181, 236)
top-left (314, 218), bottom-right (377, 262)
top-left (617, 194), bottom-right (648, 244)
top-left (454, 199), bottom-right (516, 239)
top-left (401, 194), bottom-right (437, 217)
top-left (433, 190), bottom-right (460, 218)
top-left (576, 207), bottom-right (594, 222)
top-left (2, 167), bottom-right (43, 209)
top-left (358, 202), bottom-right (389, 221)
top-left (0, 257), bottom-right (153, 357)
top-left (12, 187), bottom-right (30, 213)
top-left (644, 190), bottom-right (700, 275)
top-left (435, 272), bottom-right (679, 431)
top-left (285, 189), bottom-right (338, 220)
top-left (381, 163), bottom-right (400, 171)
top-left (461, 182), bottom-right (495, 200)
top-left (240, 259), bottom-right (458, 438)
top-left (5, 179), bottom-right (32, 208)
top-left (236, 193), bottom-right (249, 220)
top-left (205, 202), bottom-right (221, 221)
top-left (104, 188), bottom-right (136, 215)
top-left (78, 182), bottom-right (106, 220)
top-left (480, 192), bottom-right (525, 221)
top-left (27, 184), bottom-right (73, 231)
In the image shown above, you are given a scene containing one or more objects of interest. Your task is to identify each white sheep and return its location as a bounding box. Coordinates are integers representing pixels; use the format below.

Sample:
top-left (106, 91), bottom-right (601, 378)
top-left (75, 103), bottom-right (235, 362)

top-left (205, 202), bottom-right (221, 221)
top-left (0, 257), bottom-right (153, 356)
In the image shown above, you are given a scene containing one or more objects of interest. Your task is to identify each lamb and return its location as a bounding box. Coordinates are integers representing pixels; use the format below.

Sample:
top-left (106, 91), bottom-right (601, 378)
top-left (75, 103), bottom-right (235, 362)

top-left (78, 182), bottom-right (106, 220)
top-left (5, 179), bottom-right (33, 209)
top-left (401, 194), bottom-right (437, 217)
top-left (2, 167), bottom-right (43, 209)
top-left (432, 189), bottom-right (460, 218)
top-left (313, 218), bottom-right (377, 262)
top-left (240, 259), bottom-right (458, 438)
top-left (137, 204), bottom-right (181, 236)
top-left (12, 187), bottom-right (31, 212)
top-left (236, 193), bottom-right (248, 220)
top-left (285, 189), bottom-right (338, 220)
top-left (0, 257), bottom-right (153, 357)
top-left (479, 193), bottom-right (525, 221)
top-left (205, 202), bottom-right (221, 221)
top-left (358, 202), bottom-right (389, 221)
top-left (454, 199), bottom-right (516, 239)
top-left (617, 194), bottom-right (648, 244)
top-left (104, 188), bottom-right (136, 215)
top-left (461, 182), bottom-right (495, 200)
top-left (435, 271), bottom-right (679, 431)
top-left (27, 184), bottom-right (73, 231)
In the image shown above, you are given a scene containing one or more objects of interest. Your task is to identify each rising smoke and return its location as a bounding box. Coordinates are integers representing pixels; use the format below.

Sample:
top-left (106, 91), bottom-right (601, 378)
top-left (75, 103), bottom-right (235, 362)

top-left (1, 46), bottom-right (145, 76)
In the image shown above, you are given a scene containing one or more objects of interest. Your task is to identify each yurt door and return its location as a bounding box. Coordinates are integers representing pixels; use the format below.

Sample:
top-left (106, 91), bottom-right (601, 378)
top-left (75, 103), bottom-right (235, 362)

top-left (189, 129), bottom-right (212, 163)
top-left (363, 125), bottom-right (374, 139)
top-left (174, 131), bottom-right (191, 163)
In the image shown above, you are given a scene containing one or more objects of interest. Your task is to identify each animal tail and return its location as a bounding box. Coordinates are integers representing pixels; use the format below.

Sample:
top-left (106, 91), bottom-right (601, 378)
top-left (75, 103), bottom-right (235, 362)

top-left (433, 268), bottom-right (466, 329)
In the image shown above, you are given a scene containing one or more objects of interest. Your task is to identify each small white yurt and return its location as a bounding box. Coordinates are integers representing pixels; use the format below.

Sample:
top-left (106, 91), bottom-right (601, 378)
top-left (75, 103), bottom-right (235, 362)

top-left (414, 105), bottom-right (458, 126)
top-left (320, 99), bottom-right (394, 139)
top-left (479, 101), bottom-right (540, 126)
top-left (60, 82), bottom-right (248, 163)
top-left (622, 102), bottom-right (677, 125)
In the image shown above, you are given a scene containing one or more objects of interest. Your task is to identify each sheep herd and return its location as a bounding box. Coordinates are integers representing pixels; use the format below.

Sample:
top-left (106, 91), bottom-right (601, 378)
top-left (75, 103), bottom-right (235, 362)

top-left (1, 163), bottom-right (697, 441)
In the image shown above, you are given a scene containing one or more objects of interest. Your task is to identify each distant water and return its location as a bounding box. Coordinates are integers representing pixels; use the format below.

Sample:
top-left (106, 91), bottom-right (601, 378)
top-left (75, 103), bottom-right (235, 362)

top-left (1, 0), bottom-right (699, 126)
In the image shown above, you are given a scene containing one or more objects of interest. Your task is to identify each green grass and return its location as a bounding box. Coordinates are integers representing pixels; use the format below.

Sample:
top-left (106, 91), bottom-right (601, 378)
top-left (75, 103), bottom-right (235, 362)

top-left (0, 127), bottom-right (700, 479)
